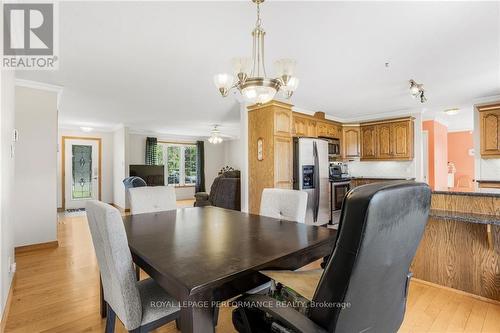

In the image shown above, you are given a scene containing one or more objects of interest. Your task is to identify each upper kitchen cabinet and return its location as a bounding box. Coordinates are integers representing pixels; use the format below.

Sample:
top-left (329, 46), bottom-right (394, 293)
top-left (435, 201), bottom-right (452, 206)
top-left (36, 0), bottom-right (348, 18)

top-left (292, 113), bottom-right (316, 137)
top-left (376, 123), bottom-right (392, 159)
top-left (360, 125), bottom-right (377, 159)
top-left (342, 125), bottom-right (360, 158)
top-left (360, 117), bottom-right (414, 161)
top-left (478, 103), bottom-right (500, 158)
top-left (316, 121), bottom-right (329, 137)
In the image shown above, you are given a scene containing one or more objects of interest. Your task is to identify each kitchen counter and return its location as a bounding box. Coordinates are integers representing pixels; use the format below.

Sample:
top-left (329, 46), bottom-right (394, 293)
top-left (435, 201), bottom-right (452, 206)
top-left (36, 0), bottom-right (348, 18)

top-left (433, 187), bottom-right (500, 198)
top-left (429, 209), bottom-right (500, 226)
top-left (350, 176), bottom-right (415, 180)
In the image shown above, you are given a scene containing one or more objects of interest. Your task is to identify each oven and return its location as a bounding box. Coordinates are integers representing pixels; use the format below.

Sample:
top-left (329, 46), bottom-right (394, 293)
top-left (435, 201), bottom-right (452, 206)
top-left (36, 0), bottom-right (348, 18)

top-left (331, 180), bottom-right (351, 211)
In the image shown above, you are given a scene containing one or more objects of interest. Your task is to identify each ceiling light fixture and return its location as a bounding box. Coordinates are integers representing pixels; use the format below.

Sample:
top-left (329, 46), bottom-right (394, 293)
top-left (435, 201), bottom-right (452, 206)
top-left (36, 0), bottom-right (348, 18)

top-left (213, 0), bottom-right (299, 105)
top-left (409, 79), bottom-right (426, 103)
top-left (208, 125), bottom-right (223, 144)
top-left (80, 126), bottom-right (93, 132)
top-left (444, 108), bottom-right (460, 116)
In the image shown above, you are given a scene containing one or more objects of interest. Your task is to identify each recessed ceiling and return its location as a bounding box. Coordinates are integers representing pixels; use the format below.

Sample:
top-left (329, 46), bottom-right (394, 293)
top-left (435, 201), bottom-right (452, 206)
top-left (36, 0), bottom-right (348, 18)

top-left (16, 1), bottom-right (500, 136)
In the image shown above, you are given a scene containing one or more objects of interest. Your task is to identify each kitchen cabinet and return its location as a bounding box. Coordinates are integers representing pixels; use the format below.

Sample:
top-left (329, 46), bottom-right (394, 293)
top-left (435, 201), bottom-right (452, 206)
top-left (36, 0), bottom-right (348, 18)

top-left (248, 101), bottom-right (294, 214)
top-left (376, 123), bottom-right (392, 159)
top-left (316, 121), bottom-right (329, 137)
top-left (360, 125), bottom-right (377, 159)
top-left (392, 121), bottom-right (412, 158)
top-left (274, 136), bottom-right (293, 189)
top-left (478, 103), bottom-right (500, 158)
top-left (342, 126), bottom-right (360, 158)
top-left (360, 117), bottom-right (414, 161)
top-left (292, 115), bottom-right (316, 137)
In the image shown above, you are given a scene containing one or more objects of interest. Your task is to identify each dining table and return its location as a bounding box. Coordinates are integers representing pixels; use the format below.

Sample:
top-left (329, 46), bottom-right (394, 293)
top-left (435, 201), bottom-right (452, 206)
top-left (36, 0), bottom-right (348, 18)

top-left (100, 206), bottom-right (337, 333)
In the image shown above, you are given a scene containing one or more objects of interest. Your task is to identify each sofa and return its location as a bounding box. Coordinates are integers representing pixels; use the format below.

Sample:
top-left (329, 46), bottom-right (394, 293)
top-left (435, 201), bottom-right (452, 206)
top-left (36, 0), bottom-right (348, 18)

top-left (194, 170), bottom-right (241, 211)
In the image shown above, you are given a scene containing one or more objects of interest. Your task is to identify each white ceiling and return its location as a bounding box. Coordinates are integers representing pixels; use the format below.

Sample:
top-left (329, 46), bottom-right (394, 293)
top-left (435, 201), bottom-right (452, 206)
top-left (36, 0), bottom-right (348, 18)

top-left (16, 1), bottom-right (500, 137)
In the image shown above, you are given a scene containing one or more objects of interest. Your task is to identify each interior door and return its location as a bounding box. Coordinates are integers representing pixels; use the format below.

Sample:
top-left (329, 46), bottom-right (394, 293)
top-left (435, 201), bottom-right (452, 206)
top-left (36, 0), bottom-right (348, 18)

top-left (65, 139), bottom-right (100, 209)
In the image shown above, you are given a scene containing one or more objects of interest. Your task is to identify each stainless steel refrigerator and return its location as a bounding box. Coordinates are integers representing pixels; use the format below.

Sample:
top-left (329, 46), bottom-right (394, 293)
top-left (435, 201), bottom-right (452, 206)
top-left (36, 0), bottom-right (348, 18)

top-left (293, 137), bottom-right (330, 225)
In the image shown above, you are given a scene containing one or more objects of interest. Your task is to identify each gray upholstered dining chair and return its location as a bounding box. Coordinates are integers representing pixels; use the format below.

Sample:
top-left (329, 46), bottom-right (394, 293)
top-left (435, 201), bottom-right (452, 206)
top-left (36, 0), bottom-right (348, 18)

top-left (128, 186), bottom-right (177, 215)
top-left (260, 188), bottom-right (308, 223)
top-left (86, 201), bottom-right (180, 333)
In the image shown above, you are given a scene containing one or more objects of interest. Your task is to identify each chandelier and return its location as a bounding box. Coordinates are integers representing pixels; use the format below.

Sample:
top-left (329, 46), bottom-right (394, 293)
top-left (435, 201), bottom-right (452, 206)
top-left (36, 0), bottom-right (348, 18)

top-left (213, 0), bottom-right (299, 105)
top-left (208, 125), bottom-right (223, 144)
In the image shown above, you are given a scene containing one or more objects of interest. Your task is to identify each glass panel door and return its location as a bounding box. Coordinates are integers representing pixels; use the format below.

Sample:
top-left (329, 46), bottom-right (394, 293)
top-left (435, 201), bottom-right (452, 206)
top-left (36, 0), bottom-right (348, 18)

top-left (72, 145), bottom-right (93, 199)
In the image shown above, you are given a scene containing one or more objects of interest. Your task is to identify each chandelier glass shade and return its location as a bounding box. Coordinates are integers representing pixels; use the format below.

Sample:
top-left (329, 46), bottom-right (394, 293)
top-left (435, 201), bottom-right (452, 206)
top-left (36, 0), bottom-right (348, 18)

top-left (208, 126), bottom-right (223, 144)
top-left (213, 0), bottom-right (299, 105)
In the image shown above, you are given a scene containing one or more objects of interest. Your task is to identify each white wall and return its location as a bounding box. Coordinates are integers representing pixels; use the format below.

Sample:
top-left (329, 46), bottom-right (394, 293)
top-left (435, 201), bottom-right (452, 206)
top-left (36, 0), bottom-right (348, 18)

top-left (14, 86), bottom-right (58, 247)
top-left (0, 71), bottom-right (16, 317)
top-left (113, 126), bottom-right (129, 209)
top-left (57, 129), bottom-right (114, 207)
top-left (223, 139), bottom-right (243, 170)
top-left (204, 139), bottom-right (227, 192)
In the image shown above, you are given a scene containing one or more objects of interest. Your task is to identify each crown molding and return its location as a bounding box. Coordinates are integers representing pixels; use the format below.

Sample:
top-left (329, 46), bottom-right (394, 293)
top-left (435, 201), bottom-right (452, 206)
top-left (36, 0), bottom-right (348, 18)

top-left (15, 79), bottom-right (64, 109)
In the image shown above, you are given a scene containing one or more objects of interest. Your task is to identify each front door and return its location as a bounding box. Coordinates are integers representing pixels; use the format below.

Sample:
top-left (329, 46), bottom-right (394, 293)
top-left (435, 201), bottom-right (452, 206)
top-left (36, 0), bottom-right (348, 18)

top-left (64, 138), bottom-right (100, 209)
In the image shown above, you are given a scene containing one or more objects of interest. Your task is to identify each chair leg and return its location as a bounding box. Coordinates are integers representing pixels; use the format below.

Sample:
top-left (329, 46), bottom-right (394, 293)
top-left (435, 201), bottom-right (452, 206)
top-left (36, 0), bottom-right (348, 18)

top-left (105, 304), bottom-right (116, 333)
top-left (175, 318), bottom-right (182, 331)
top-left (213, 304), bottom-right (220, 326)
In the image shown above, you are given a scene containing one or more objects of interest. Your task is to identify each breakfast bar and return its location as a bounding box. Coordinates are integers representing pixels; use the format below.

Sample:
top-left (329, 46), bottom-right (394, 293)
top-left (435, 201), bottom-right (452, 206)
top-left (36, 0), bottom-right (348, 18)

top-left (412, 190), bottom-right (500, 301)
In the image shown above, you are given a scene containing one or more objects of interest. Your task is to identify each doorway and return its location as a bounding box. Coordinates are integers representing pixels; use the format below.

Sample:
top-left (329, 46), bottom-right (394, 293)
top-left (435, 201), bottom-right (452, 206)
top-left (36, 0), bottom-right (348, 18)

top-left (62, 137), bottom-right (102, 210)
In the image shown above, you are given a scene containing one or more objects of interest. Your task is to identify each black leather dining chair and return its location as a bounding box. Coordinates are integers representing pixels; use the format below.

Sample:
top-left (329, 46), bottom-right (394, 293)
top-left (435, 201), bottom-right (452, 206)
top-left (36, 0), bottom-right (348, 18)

top-left (233, 181), bottom-right (431, 333)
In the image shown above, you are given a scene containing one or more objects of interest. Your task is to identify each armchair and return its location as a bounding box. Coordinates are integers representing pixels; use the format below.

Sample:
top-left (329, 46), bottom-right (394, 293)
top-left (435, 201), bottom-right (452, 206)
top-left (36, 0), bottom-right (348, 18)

top-left (194, 170), bottom-right (241, 211)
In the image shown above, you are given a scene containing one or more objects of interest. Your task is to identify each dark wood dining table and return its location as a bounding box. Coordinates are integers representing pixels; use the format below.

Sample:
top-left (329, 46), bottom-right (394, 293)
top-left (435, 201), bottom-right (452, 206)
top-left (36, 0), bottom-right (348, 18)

top-left (101, 206), bottom-right (337, 333)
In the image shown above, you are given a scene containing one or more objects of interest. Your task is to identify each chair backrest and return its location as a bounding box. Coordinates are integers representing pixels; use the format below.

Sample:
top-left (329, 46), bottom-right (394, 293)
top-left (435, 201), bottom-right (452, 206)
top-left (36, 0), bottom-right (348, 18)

top-left (128, 186), bottom-right (177, 215)
top-left (86, 201), bottom-right (142, 330)
top-left (310, 181), bottom-right (431, 332)
top-left (259, 188), bottom-right (308, 223)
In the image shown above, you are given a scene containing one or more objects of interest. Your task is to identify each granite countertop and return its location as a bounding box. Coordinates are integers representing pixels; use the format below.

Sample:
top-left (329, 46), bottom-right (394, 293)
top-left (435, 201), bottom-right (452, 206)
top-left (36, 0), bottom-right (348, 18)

top-left (432, 188), bottom-right (500, 198)
top-left (351, 176), bottom-right (415, 181)
top-left (475, 179), bottom-right (500, 183)
top-left (430, 209), bottom-right (500, 226)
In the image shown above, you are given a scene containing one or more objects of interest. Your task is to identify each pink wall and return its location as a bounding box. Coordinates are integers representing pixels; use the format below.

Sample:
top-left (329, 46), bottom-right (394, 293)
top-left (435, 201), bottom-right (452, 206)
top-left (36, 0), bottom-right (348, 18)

top-left (448, 131), bottom-right (474, 190)
top-left (422, 120), bottom-right (448, 190)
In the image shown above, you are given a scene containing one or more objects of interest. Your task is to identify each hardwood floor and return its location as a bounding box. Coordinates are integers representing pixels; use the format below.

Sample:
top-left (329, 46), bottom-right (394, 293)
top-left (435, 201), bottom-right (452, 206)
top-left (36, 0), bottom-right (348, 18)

top-left (4, 202), bottom-right (500, 333)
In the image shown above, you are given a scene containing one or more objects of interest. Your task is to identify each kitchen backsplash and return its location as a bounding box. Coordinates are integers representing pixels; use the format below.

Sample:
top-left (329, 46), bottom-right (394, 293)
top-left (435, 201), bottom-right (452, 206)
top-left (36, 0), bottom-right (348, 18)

top-left (347, 160), bottom-right (416, 179)
top-left (479, 158), bottom-right (500, 180)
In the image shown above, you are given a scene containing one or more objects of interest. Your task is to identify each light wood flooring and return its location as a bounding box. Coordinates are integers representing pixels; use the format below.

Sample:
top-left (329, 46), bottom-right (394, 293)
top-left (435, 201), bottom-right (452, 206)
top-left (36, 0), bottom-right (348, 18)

top-left (4, 202), bottom-right (500, 332)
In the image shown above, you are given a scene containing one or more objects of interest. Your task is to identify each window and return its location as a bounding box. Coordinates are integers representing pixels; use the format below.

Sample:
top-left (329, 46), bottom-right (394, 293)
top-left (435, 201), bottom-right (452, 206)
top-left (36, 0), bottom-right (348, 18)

top-left (158, 143), bottom-right (197, 186)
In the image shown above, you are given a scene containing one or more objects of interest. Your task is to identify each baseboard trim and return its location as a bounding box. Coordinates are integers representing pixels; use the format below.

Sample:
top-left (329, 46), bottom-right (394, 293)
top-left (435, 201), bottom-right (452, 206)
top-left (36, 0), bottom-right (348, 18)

top-left (15, 241), bottom-right (59, 255)
top-left (57, 207), bottom-right (64, 212)
top-left (412, 278), bottom-right (500, 305)
top-left (0, 273), bottom-right (15, 332)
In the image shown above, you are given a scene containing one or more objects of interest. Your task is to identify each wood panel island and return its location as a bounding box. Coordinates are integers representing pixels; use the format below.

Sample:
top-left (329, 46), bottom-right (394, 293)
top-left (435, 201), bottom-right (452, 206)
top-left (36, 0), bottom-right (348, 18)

top-left (351, 179), bottom-right (500, 302)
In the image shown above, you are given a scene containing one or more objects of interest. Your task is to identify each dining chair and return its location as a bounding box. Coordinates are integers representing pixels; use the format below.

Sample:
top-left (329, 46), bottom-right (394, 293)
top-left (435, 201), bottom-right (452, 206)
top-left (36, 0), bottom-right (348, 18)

top-left (86, 201), bottom-right (180, 333)
top-left (128, 186), bottom-right (176, 215)
top-left (259, 188), bottom-right (308, 223)
top-left (233, 181), bottom-right (431, 333)
top-left (243, 189), bottom-right (309, 296)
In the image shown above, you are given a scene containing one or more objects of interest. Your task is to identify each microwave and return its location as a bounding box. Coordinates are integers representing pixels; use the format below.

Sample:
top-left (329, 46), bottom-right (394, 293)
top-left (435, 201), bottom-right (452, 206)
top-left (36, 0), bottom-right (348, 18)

top-left (326, 138), bottom-right (340, 156)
